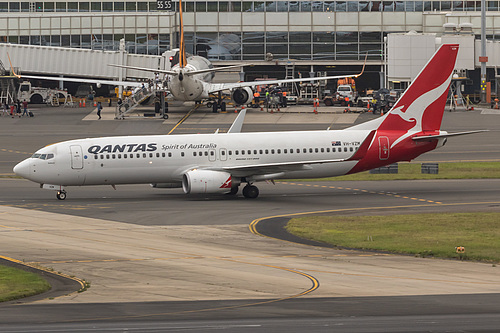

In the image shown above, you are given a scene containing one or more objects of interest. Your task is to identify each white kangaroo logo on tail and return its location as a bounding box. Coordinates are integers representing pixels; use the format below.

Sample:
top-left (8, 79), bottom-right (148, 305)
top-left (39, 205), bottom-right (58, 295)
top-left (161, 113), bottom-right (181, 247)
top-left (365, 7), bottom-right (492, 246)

top-left (390, 73), bottom-right (453, 148)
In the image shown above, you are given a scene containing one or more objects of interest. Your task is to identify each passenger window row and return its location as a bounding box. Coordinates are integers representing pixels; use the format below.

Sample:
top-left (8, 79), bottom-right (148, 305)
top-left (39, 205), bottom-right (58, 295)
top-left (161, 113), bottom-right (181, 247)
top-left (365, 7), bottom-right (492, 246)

top-left (92, 146), bottom-right (357, 160)
top-left (93, 152), bottom-right (173, 160)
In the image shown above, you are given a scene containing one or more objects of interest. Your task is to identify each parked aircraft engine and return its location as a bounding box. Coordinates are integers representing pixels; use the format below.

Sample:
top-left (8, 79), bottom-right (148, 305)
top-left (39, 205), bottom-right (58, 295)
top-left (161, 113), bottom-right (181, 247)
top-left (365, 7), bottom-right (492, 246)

top-left (231, 87), bottom-right (253, 105)
top-left (182, 169), bottom-right (234, 194)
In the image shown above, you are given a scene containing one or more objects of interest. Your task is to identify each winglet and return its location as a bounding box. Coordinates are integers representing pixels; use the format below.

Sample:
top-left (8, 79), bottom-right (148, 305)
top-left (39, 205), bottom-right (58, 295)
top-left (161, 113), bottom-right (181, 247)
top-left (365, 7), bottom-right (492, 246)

top-left (7, 53), bottom-right (21, 79)
top-left (227, 109), bottom-right (246, 134)
top-left (347, 130), bottom-right (376, 161)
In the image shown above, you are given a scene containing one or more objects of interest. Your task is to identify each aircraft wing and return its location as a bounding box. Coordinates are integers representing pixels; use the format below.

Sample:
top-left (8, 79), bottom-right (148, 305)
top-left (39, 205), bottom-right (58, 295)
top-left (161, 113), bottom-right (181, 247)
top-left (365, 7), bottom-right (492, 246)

top-left (14, 74), bottom-right (144, 88)
top-left (207, 73), bottom-right (363, 94)
top-left (207, 54), bottom-right (366, 94)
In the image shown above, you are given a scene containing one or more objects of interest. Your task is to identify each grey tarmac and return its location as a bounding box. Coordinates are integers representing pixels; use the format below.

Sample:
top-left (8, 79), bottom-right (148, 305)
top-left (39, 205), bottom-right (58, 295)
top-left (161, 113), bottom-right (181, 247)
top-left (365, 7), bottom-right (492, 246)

top-left (0, 104), bottom-right (499, 332)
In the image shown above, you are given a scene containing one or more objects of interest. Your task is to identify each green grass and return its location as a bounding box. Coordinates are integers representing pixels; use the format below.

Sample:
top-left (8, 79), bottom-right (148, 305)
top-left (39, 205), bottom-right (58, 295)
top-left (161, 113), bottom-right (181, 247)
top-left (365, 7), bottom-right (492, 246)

top-left (0, 265), bottom-right (51, 302)
top-left (286, 212), bottom-right (500, 262)
top-left (283, 161), bottom-right (500, 181)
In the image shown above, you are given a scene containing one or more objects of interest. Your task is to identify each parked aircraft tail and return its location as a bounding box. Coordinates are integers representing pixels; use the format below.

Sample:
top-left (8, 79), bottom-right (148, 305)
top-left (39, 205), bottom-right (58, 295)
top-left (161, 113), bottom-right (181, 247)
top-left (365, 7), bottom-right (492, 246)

top-left (179, 0), bottom-right (187, 68)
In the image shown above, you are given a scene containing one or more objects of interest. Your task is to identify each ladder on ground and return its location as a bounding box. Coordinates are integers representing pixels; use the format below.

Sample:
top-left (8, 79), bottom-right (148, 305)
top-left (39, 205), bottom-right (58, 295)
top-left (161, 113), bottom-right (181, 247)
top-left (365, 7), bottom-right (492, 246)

top-left (51, 95), bottom-right (59, 106)
top-left (0, 59), bottom-right (17, 105)
top-left (63, 94), bottom-right (75, 107)
top-left (284, 61), bottom-right (299, 97)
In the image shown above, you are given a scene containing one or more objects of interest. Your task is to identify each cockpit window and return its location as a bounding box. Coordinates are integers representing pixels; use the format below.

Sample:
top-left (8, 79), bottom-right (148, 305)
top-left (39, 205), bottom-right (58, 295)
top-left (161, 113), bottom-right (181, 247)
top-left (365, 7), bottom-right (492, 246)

top-left (31, 153), bottom-right (54, 160)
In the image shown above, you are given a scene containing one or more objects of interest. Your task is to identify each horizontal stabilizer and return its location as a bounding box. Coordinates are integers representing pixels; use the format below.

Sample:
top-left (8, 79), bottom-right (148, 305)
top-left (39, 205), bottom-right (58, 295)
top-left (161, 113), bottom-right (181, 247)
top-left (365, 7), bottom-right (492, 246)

top-left (109, 64), bottom-right (178, 76)
top-left (412, 130), bottom-right (488, 141)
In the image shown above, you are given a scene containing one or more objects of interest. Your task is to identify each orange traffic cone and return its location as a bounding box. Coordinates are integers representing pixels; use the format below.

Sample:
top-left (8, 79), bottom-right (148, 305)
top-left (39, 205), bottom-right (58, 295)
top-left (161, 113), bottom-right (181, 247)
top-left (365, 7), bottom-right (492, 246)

top-left (83, 100), bottom-right (86, 107)
top-left (79, 100), bottom-right (82, 107)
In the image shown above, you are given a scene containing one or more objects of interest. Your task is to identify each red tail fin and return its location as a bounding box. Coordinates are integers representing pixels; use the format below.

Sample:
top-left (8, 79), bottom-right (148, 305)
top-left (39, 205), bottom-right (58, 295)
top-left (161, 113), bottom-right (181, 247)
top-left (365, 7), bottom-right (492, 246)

top-left (378, 44), bottom-right (459, 133)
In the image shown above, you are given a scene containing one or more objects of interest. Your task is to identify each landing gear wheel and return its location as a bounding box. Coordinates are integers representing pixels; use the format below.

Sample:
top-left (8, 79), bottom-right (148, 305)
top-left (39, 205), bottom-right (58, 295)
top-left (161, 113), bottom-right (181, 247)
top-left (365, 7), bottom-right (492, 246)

top-left (212, 102), bottom-right (218, 113)
top-left (220, 102), bottom-right (226, 112)
top-left (227, 185), bottom-right (239, 195)
top-left (163, 113), bottom-right (169, 119)
top-left (56, 191), bottom-right (67, 200)
top-left (242, 185), bottom-right (259, 199)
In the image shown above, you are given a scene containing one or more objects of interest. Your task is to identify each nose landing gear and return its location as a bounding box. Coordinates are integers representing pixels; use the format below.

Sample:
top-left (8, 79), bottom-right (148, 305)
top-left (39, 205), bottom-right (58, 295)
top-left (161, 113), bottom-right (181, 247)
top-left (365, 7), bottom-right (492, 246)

top-left (56, 190), bottom-right (67, 200)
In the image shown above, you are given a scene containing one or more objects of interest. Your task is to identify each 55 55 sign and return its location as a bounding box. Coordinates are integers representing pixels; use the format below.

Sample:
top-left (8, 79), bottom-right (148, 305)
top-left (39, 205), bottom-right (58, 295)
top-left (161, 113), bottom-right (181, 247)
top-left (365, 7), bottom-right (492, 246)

top-left (157, 0), bottom-right (173, 10)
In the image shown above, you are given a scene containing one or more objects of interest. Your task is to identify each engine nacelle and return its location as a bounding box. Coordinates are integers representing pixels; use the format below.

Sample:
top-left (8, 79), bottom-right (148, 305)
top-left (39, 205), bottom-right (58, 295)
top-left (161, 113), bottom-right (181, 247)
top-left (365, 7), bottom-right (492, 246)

top-left (182, 169), bottom-right (235, 194)
top-left (231, 87), bottom-right (253, 105)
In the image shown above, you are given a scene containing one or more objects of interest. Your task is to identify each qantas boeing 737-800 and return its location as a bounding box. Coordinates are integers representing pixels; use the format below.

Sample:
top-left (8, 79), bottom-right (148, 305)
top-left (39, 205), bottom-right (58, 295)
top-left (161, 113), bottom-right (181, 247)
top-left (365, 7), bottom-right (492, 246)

top-left (13, 44), bottom-right (485, 200)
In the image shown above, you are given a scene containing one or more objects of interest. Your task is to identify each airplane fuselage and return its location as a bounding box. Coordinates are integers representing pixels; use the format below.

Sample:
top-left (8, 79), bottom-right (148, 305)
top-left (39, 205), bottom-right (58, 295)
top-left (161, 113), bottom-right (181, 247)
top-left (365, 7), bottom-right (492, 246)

top-left (167, 55), bottom-right (214, 101)
top-left (14, 129), bottom-right (440, 191)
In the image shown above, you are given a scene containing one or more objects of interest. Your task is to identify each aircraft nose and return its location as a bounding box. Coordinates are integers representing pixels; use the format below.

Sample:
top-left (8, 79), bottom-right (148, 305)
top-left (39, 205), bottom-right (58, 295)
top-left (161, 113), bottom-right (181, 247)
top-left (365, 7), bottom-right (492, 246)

top-left (13, 159), bottom-right (30, 179)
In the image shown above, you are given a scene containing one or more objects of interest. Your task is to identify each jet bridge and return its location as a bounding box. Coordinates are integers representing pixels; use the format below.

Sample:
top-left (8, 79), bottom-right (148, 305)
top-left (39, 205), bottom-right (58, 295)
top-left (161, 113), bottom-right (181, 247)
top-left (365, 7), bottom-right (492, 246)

top-left (0, 43), bottom-right (175, 85)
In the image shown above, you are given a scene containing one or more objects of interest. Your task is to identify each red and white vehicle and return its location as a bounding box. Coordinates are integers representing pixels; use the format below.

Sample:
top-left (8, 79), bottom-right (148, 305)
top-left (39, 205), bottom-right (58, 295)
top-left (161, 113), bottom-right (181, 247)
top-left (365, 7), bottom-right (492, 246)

top-left (13, 44), bottom-right (485, 200)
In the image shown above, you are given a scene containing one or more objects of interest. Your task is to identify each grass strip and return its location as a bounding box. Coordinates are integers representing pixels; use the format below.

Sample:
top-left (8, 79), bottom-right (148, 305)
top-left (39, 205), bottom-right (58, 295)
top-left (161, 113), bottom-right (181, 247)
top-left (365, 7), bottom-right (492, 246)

top-left (0, 265), bottom-right (51, 302)
top-left (283, 161), bottom-right (500, 181)
top-left (286, 212), bottom-right (500, 262)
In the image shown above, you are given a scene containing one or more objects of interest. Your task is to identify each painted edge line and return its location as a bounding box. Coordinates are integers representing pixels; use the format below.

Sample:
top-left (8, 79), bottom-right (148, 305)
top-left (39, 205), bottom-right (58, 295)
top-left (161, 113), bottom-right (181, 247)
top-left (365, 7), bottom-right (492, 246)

top-left (0, 254), bottom-right (86, 298)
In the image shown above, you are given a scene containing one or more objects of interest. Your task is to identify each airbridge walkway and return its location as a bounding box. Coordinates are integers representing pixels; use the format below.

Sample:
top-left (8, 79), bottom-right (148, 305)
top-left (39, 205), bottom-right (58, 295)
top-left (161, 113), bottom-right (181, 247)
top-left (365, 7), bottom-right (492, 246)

top-left (0, 43), bottom-right (173, 83)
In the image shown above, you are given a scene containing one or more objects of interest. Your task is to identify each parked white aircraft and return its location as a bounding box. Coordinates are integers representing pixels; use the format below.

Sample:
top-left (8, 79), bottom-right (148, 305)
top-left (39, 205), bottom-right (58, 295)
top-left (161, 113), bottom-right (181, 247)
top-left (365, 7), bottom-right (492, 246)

top-left (13, 44), bottom-right (485, 200)
top-left (9, 0), bottom-right (365, 113)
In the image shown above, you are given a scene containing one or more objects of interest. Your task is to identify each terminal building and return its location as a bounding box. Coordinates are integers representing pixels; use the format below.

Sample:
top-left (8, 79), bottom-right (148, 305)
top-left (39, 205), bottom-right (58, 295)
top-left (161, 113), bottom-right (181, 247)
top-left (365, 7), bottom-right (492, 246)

top-left (2, 1), bottom-right (500, 96)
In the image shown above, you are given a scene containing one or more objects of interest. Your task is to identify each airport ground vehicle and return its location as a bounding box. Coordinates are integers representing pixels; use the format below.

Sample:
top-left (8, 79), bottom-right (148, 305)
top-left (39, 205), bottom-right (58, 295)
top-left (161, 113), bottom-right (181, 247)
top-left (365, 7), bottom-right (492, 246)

top-left (17, 81), bottom-right (70, 105)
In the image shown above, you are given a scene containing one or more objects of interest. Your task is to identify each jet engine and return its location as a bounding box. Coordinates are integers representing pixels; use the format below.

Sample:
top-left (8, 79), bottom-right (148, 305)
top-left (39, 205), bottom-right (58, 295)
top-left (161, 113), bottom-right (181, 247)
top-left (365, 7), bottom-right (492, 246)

top-left (182, 169), bottom-right (235, 194)
top-left (231, 87), bottom-right (253, 105)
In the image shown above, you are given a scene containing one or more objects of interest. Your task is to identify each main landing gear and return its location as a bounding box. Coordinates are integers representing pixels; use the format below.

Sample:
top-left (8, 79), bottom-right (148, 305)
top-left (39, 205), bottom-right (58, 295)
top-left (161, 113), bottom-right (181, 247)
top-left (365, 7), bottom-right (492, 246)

top-left (212, 101), bottom-right (226, 113)
top-left (56, 190), bottom-right (67, 200)
top-left (211, 92), bottom-right (227, 113)
top-left (242, 184), bottom-right (259, 199)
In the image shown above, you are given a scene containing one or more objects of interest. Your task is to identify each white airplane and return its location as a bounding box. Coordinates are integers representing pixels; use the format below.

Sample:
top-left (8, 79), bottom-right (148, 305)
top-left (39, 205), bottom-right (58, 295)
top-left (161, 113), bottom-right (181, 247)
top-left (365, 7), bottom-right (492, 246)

top-left (13, 44), bottom-right (486, 200)
top-left (8, 0), bottom-right (366, 113)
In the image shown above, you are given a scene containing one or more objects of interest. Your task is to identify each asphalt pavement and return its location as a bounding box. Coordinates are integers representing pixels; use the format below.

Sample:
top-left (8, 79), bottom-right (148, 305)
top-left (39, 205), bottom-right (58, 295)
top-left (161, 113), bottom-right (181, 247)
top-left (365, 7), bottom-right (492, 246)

top-left (0, 103), bottom-right (499, 332)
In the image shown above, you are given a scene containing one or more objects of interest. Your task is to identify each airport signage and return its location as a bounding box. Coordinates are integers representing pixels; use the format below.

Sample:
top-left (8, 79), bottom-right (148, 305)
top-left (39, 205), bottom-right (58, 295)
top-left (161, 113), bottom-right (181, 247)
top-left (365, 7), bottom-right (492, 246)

top-left (157, 0), bottom-right (173, 10)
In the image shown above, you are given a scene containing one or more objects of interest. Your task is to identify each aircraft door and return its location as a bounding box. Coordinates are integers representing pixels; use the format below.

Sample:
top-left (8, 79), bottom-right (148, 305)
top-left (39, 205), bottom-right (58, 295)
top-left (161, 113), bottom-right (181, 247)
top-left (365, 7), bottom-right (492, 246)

top-left (208, 149), bottom-right (216, 162)
top-left (378, 136), bottom-right (390, 160)
top-left (220, 148), bottom-right (227, 161)
top-left (70, 145), bottom-right (84, 169)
